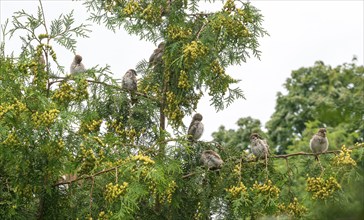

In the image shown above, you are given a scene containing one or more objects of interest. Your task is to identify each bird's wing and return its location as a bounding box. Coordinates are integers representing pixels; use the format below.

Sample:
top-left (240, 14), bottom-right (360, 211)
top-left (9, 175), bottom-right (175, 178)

top-left (149, 49), bottom-right (159, 63)
top-left (132, 76), bottom-right (137, 90)
top-left (188, 121), bottom-right (197, 137)
top-left (262, 139), bottom-right (271, 154)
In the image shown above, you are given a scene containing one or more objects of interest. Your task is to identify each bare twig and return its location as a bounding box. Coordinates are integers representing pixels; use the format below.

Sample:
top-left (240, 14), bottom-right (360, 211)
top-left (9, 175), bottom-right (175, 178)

top-left (269, 149), bottom-right (343, 159)
top-left (53, 166), bottom-right (118, 187)
top-left (182, 172), bottom-right (196, 179)
top-left (188, 12), bottom-right (214, 17)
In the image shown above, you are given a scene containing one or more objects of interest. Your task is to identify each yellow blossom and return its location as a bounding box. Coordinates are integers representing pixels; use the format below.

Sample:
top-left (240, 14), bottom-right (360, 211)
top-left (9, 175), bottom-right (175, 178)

top-left (252, 179), bottom-right (280, 198)
top-left (306, 176), bottom-right (341, 199)
top-left (332, 145), bottom-right (357, 166)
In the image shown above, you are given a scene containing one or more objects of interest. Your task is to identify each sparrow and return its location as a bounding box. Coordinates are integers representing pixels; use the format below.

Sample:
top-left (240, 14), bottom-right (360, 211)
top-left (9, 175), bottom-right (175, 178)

top-left (310, 128), bottom-right (329, 160)
top-left (122, 69), bottom-right (138, 104)
top-left (70, 54), bottom-right (86, 75)
top-left (149, 42), bottom-right (165, 67)
top-left (187, 113), bottom-right (204, 142)
top-left (250, 133), bottom-right (270, 161)
top-left (200, 150), bottom-right (223, 170)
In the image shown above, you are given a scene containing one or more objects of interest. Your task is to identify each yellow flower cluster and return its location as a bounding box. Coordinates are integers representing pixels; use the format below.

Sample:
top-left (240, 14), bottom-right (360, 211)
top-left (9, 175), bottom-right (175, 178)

top-left (167, 25), bottom-right (192, 40)
top-left (123, 0), bottom-right (140, 15)
top-left (2, 132), bottom-right (19, 146)
top-left (332, 145), bottom-right (356, 166)
top-left (166, 181), bottom-right (177, 204)
top-left (106, 119), bottom-right (124, 134)
top-left (79, 146), bottom-right (97, 174)
top-left (54, 138), bottom-right (65, 154)
top-left (211, 60), bottom-right (225, 76)
top-left (141, 84), bottom-right (160, 96)
top-left (252, 180), bottom-right (280, 198)
top-left (75, 79), bottom-right (89, 101)
top-left (165, 91), bottom-right (184, 122)
top-left (194, 202), bottom-right (202, 219)
top-left (142, 4), bottom-right (162, 24)
top-left (31, 109), bottom-right (60, 128)
top-left (306, 176), bottom-right (341, 199)
top-left (0, 99), bottom-right (27, 118)
top-left (85, 119), bottom-right (103, 133)
top-left (166, 91), bottom-right (176, 106)
top-left (183, 41), bottom-right (208, 66)
top-left (93, 136), bottom-right (105, 147)
top-left (226, 182), bottom-right (247, 198)
top-left (233, 164), bottom-right (241, 175)
top-left (223, 0), bottom-right (236, 12)
top-left (130, 153), bottom-right (155, 165)
top-left (105, 182), bottom-right (128, 202)
top-left (278, 198), bottom-right (308, 218)
top-left (178, 70), bottom-right (190, 89)
top-left (52, 82), bottom-right (76, 102)
top-left (210, 13), bottom-right (250, 39)
top-left (36, 43), bottom-right (57, 61)
top-left (98, 210), bottom-right (113, 220)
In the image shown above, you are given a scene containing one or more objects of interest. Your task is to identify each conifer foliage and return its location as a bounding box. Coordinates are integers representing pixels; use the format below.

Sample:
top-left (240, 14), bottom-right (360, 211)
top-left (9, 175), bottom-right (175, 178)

top-left (0, 1), bottom-right (362, 219)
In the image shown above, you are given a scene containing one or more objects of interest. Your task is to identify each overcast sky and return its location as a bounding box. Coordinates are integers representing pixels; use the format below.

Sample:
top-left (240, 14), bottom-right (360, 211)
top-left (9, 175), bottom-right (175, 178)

top-left (1, 0), bottom-right (363, 140)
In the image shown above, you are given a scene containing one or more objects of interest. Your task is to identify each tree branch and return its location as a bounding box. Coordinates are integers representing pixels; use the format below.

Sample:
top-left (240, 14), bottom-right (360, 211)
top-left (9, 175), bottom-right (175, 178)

top-left (269, 149), bottom-right (341, 159)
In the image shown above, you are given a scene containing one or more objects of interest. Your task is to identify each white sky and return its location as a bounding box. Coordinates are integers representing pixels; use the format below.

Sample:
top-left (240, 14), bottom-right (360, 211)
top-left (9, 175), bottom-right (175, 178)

top-left (1, 0), bottom-right (363, 140)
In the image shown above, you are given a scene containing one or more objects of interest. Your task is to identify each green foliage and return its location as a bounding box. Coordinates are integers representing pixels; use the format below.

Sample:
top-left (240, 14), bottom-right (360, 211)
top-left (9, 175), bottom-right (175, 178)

top-left (212, 116), bottom-right (265, 156)
top-left (1, 0), bottom-right (363, 219)
top-left (266, 60), bottom-right (364, 153)
top-left (86, 0), bottom-right (267, 126)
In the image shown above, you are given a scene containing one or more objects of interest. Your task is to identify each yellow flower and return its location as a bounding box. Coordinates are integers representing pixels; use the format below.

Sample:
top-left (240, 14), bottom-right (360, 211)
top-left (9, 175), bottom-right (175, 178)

top-left (183, 41), bottom-right (208, 66)
top-left (332, 145), bottom-right (357, 166)
top-left (252, 179), bottom-right (280, 198)
top-left (130, 153), bottom-right (155, 165)
top-left (306, 176), bottom-right (341, 199)
top-left (104, 182), bottom-right (128, 202)
top-left (226, 182), bottom-right (247, 198)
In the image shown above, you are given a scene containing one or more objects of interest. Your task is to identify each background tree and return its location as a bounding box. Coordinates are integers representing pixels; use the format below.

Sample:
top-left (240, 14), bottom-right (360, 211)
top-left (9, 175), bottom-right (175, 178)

top-left (266, 60), bottom-right (364, 154)
top-left (210, 60), bottom-right (364, 219)
top-left (212, 116), bottom-right (266, 155)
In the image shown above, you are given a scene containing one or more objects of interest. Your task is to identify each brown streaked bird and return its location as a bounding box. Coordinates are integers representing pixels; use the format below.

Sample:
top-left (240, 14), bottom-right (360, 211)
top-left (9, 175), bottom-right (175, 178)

top-left (149, 42), bottom-right (165, 67)
top-left (187, 113), bottom-right (204, 142)
top-left (200, 150), bottom-right (223, 170)
top-left (250, 133), bottom-right (270, 173)
top-left (70, 54), bottom-right (86, 75)
top-left (122, 69), bottom-right (138, 104)
top-left (250, 133), bottom-right (270, 160)
top-left (310, 128), bottom-right (329, 160)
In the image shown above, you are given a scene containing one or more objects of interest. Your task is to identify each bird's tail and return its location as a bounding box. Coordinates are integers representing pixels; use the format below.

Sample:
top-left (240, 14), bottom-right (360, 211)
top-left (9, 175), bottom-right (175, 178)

top-left (314, 155), bottom-right (319, 161)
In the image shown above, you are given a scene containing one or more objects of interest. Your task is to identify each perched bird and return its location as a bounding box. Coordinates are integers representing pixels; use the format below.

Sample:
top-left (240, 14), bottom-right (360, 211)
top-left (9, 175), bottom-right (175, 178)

top-left (310, 128), bottom-right (329, 160)
top-left (200, 150), bottom-right (223, 170)
top-left (149, 42), bottom-right (165, 67)
top-left (187, 113), bottom-right (204, 142)
top-left (122, 69), bottom-right (138, 104)
top-left (250, 133), bottom-right (270, 165)
top-left (70, 54), bottom-right (86, 75)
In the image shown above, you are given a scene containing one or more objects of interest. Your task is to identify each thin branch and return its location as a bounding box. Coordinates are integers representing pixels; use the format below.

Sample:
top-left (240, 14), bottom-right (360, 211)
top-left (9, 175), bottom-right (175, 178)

top-left (196, 22), bottom-right (207, 40)
top-left (182, 172), bottom-right (196, 179)
top-left (53, 166), bottom-right (118, 187)
top-left (54, 146), bottom-right (362, 186)
top-left (269, 149), bottom-right (342, 159)
top-left (188, 12), bottom-right (214, 17)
